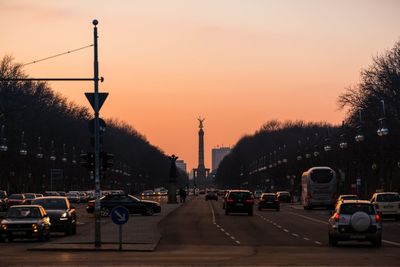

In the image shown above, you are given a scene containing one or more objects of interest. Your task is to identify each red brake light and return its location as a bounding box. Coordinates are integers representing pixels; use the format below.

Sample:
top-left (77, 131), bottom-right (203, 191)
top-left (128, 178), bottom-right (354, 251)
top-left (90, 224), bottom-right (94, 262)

top-left (375, 214), bottom-right (381, 222)
top-left (245, 199), bottom-right (254, 203)
top-left (226, 198), bottom-right (234, 203)
top-left (334, 213), bottom-right (340, 222)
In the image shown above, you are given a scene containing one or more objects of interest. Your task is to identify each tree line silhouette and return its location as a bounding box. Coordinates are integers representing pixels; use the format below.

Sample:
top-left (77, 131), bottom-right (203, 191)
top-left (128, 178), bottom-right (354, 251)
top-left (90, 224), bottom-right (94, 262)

top-left (0, 56), bottom-right (187, 194)
top-left (216, 40), bottom-right (400, 197)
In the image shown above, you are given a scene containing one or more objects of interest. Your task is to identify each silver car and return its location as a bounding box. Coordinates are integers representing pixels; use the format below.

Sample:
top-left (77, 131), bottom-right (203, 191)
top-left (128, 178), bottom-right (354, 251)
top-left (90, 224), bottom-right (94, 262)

top-left (328, 200), bottom-right (382, 247)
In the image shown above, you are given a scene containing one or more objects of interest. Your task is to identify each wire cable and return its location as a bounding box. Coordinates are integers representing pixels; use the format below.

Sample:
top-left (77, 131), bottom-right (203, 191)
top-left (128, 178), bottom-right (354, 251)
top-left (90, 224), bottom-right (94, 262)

top-left (22, 44), bottom-right (94, 66)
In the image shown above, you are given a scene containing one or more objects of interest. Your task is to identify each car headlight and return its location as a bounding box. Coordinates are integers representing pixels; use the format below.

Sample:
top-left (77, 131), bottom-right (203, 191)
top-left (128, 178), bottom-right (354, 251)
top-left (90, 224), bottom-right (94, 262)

top-left (1, 224), bottom-right (7, 230)
top-left (61, 212), bottom-right (68, 218)
top-left (32, 223), bottom-right (38, 232)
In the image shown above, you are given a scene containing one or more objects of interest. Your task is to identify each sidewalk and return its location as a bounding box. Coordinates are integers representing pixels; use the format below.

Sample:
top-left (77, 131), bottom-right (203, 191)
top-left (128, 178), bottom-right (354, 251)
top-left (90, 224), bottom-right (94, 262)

top-left (29, 202), bottom-right (183, 252)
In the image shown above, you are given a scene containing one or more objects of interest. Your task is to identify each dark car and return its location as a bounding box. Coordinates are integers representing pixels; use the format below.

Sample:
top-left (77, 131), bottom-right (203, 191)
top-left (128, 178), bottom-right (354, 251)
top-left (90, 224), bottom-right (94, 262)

top-left (328, 200), bottom-right (382, 247)
top-left (258, 193), bottom-right (280, 211)
top-left (7, 194), bottom-right (26, 207)
top-left (276, 191), bottom-right (292, 203)
top-left (205, 191), bottom-right (218, 201)
top-left (225, 190), bottom-right (254, 216)
top-left (24, 193), bottom-right (39, 205)
top-left (0, 190), bottom-right (8, 211)
top-left (86, 194), bottom-right (161, 216)
top-left (1, 205), bottom-right (51, 242)
top-left (31, 197), bottom-right (76, 235)
top-left (44, 191), bottom-right (60, 196)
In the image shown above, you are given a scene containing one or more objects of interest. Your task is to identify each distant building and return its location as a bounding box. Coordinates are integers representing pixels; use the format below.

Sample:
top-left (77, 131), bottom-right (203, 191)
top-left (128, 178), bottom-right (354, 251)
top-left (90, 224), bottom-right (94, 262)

top-left (212, 147), bottom-right (231, 172)
top-left (176, 160), bottom-right (187, 173)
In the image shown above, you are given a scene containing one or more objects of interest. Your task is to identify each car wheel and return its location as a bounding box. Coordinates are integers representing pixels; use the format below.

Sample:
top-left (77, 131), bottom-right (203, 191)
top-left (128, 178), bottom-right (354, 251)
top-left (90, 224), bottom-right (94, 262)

top-left (329, 235), bottom-right (338, 247)
top-left (225, 209), bottom-right (229, 215)
top-left (45, 230), bottom-right (50, 241)
top-left (38, 231), bottom-right (45, 242)
top-left (72, 223), bottom-right (77, 235)
top-left (276, 207), bottom-right (280, 212)
top-left (258, 206), bottom-right (261, 211)
top-left (396, 215), bottom-right (400, 221)
top-left (144, 206), bottom-right (154, 216)
top-left (65, 224), bottom-right (73, 236)
top-left (248, 210), bottom-right (253, 216)
top-left (7, 235), bottom-right (13, 243)
top-left (100, 207), bottom-right (110, 217)
top-left (372, 237), bottom-right (382, 247)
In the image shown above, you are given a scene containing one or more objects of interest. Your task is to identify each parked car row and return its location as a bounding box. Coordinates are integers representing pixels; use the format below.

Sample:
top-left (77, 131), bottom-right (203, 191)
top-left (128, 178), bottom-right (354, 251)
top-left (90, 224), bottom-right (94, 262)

top-left (0, 196), bottom-right (77, 242)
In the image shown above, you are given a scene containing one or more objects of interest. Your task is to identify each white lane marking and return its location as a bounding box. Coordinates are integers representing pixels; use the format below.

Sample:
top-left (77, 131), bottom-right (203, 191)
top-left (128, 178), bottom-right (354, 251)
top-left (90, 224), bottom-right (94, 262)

top-left (283, 229), bottom-right (289, 233)
top-left (209, 201), bottom-right (241, 245)
top-left (277, 225), bottom-right (282, 229)
top-left (285, 211), bottom-right (328, 225)
top-left (292, 233), bottom-right (299, 237)
top-left (209, 201), bottom-right (216, 224)
top-left (383, 240), bottom-right (400, 246)
top-left (303, 237), bottom-right (310, 241)
top-left (287, 210), bottom-right (400, 247)
top-left (76, 222), bottom-right (85, 225)
top-left (314, 241), bottom-right (322, 245)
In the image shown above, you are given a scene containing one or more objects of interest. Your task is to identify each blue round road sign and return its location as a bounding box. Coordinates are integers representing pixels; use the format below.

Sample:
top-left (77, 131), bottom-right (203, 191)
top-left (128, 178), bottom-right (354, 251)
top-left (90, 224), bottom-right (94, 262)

top-left (111, 206), bottom-right (129, 225)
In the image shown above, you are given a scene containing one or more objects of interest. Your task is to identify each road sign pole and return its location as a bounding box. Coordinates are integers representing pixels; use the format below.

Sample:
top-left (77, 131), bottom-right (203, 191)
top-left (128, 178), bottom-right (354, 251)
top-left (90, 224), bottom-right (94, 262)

top-left (93, 19), bottom-right (101, 248)
top-left (119, 225), bottom-right (122, 251)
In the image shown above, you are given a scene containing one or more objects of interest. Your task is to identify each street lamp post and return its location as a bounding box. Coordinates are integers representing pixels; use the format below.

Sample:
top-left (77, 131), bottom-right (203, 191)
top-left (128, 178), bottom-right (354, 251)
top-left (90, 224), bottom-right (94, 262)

top-left (339, 122), bottom-right (348, 193)
top-left (354, 110), bottom-right (365, 197)
top-left (377, 100), bottom-right (389, 190)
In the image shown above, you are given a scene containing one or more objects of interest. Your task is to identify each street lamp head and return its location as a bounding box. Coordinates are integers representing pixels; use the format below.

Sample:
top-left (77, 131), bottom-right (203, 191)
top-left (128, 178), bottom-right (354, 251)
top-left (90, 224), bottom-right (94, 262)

top-left (0, 144), bottom-right (7, 152)
top-left (313, 151), bottom-right (320, 157)
top-left (50, 155), bottom-right (56, 161)
top-left (297, 155), bottom-right (302, 161)
top-left (355, 134), bottom-right (364, 142)
top-left (36, 153), bottom-right (43, 159)
top-left (339, 142), bottom-right (348, 149)
top-left (324, 145), bottom-right (332, 152)
top-left (92, 19), bottom-right (98, 26)
top-left (305, 153), bottom-right (311, 159)
top-left (377, 127), bottom-right (389, 137)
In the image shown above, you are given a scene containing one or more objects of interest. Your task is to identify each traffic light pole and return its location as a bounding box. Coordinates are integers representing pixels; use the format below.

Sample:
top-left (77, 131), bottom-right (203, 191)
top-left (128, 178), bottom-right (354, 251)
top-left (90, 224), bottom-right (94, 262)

top-left (92, 19), bottom-right (102, 248)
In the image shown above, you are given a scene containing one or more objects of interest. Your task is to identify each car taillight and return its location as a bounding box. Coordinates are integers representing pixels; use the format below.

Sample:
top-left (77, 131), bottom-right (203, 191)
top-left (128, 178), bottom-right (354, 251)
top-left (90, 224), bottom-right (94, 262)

top-left (375, 214), bottom-right (381, 222)
top-left (334, 213), bottom-right (340, 222)
top-left (226, 199), bottom-right (234, 203)
top-left (246, 199), bottom-right (254, 203)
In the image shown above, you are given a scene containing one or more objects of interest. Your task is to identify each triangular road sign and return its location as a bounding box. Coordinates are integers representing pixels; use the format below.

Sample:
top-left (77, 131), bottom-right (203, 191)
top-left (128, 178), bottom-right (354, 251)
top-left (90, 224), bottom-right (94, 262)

top-left (85, 92), bottom-right (109, 111)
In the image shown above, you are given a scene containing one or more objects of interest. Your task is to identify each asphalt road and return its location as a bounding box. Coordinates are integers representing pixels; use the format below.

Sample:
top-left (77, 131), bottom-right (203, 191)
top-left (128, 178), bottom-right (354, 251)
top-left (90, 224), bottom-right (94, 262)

top-left (0, 196), bottom-right (400, 266)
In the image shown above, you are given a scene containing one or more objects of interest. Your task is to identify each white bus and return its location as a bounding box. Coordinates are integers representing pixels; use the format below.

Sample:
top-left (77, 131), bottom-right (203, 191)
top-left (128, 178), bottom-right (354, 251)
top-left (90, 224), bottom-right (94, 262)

top-left (301, 167), bottom-right (337, 209)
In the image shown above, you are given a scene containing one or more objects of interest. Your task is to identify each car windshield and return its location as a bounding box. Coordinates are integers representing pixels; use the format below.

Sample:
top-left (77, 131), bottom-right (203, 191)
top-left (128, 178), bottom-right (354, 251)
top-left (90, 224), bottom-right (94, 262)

top-left (32, 198), bottom-right (67, 209)
top-left (341, 195), bottom-right (358, 200)
top-left (229, 192), bottom-right (251, 200)
top-left (6, 207), bottom-right (41, 218)
top-left (262, 195), bottom-right (275, 200)
top-left (25, 194), bottom-right (35, 199)
top-left (310, 169), bottom-right (334, 183)
top-left (377, 194), bottom-right (400, 202)
top-left (340, 204), bottom-right (375, 215)
top-left (9, 194), bottom-right (23, 199)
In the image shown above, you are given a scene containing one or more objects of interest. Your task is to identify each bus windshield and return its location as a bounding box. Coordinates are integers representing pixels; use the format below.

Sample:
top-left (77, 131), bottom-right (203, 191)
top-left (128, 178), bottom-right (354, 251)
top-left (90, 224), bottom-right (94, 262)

top-left (310, 169), bottom-right (334, 183)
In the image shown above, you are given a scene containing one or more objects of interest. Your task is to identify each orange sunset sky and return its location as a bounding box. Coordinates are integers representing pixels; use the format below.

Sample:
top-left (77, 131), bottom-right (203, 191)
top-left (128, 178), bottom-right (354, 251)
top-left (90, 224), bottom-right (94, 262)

top-left (1, 0), bottom-right (399, 171)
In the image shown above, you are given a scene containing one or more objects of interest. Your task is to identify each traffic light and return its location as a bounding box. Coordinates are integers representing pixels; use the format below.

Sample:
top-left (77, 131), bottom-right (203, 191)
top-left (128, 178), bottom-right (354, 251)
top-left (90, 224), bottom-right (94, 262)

top-left (101, 152), bottom-right (114, 171)
top-left (80, 152), bottom-right (94, 172)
